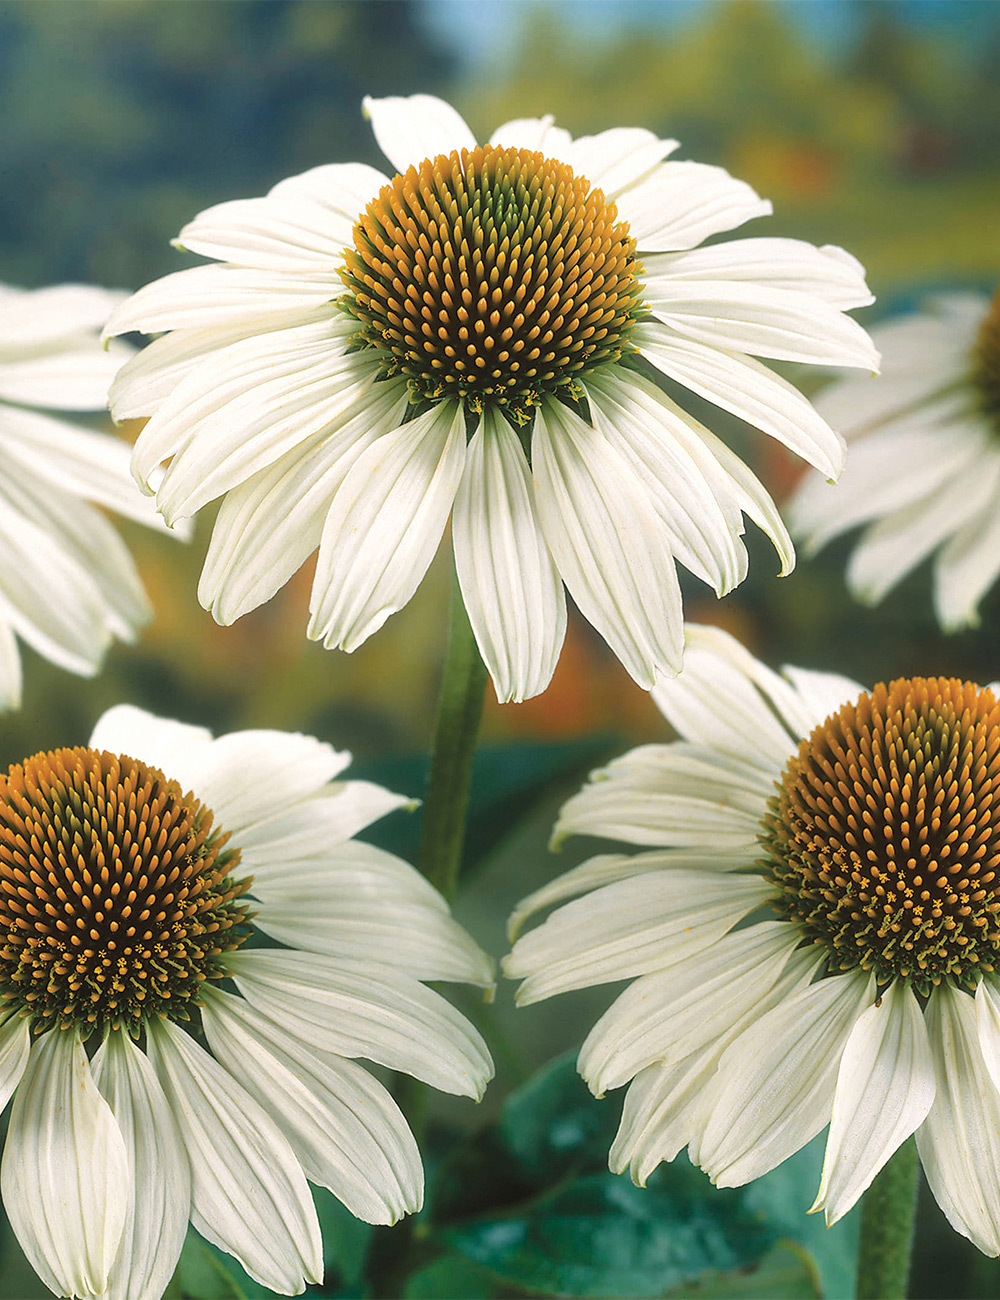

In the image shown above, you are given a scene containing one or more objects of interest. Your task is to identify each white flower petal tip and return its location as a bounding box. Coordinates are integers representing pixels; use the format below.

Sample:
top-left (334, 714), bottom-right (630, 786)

top-left (0, 283), bottom-right (188, 698)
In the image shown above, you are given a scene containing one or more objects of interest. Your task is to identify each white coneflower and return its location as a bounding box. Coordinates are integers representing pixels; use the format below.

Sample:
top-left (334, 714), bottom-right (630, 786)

top-left (0, 706), bottom-right (493, 1298)
top-left (0, 283), bottom-right (178, 709)
top-left (104, 94), bottom-right (877, 704)
top-left (791, 290), bottom-right (1000, 630)
top-left (506, 624), bottom-right (1000, 1253)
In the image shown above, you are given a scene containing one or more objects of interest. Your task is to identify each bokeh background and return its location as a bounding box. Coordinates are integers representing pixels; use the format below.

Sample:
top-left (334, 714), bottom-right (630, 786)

top-left (1, 3), bottom-right (999, 1298)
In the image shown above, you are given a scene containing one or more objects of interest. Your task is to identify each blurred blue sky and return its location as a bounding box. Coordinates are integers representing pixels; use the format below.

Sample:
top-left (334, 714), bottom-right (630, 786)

top-left (423, 0), bottom-right (1000, 73)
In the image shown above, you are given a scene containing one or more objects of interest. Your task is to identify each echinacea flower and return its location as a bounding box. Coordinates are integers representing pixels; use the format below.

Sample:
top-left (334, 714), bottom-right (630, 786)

top-left (0, 283), bottom-right (178, 710)
top-left (105, 94), bottom-right (877, 703)
top-left (0, 705), bottom-right (493, 1298)
top-left (791, 290), bottom-right (1000, 630)
top-left (505, 624), bottom-right (1000, 1253)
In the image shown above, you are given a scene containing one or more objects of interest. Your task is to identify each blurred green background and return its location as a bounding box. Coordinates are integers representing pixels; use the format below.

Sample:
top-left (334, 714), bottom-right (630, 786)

top-left (1, 3), bottom-right (1000, 1297)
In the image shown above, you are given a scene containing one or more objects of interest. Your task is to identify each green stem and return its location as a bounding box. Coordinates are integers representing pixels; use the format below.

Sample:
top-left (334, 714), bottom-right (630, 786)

top-left (416, 571), bottom-right (489, 902)
top-left (856, 1137), bottom-right (919, 1300)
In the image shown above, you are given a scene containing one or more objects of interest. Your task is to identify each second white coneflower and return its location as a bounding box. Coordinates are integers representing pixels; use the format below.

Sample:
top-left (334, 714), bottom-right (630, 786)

top-left (506, 625), bottom-right (1000, 1258)
top-left (105, 93), bottom-right (877, 703)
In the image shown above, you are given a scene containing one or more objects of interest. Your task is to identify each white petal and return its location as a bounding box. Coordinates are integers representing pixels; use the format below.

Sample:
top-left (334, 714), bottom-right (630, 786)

top-left (145, 1018), bottom-right (322, 1294)
top-left (187, 728), bottom-right (351, 833)
top-left (0, 284), bottom-right (125, 347)
top-left (503, 870), bottom-right (774, 1004)
top-left (139, 322), bottom-right (368, 524)
top-left (617, 161), bottom-right (772, 251)
top-left (363, 93), bottom-right (476, 174)
top-left (651, 623), bottom-right (808, 770)
top-left (252, 886), bottom-right (494, 988)
top-left (934, 464), bottom-right (1000, 630)
top-left (567, 128), bottom-right (678, 196)
top-left (975, 977), bottom-right (1000, 1094)
top-left (91, 1030), bottom-right (191, 1300)
top-left (579, 921), bottom-right (801, 1095)
top-left (778, 666), bottom-right (864, 727)
top-left (695, 969), bottom-right (875, 1187)
top-left (175, 193), bottom-right (351, 272)
top-left (103, 265), bottom-right (341, 339)
top-left (488, 115), bottom-right (573, 159)
top-left (583, 366), bottom-right (748, 595)
top-left (308, 401), bottom-right (467, 653)
top-left (0, 339), bottom-right (132, 410)
top-left (645, 281), bottom-right (879, 370)
top-left (917, 983), bottom-right (1000, 1256)
top-left (2, 1028), bottom-right (128, 1298)
top-left (89, 704), bottom-right (213, 786)
top-left (268, 162), bottom-right (389, 218)
top-left (0, 1011), bottom-right (30, 1112)
top-left (0, 619), bottom-right (22, 711)
top-left (201, 989), bottom-right (422, 1225)
top-left (532, 396), bottom-right (683, 688)
top-left (453, 410), bottom-right (566, 703)
top-left (814, 980), bottom-right (935, 1225)
top-left (507, 846), bottom-right (759, 941)
top-left (634, 323), bottom-right (846, 479)
top-left (642, 239), bottom-right (873, 311)
top-left (551, 745), bottom-right (767, 849)
top-left (242, 839), bottom-right (446, 905)
top-left (227, 950), bottom-right (494, 1101)
top-left (235, 781), bottom-right (415, 860)
top-left (611, 945), bottom-right (823, 1185)
top-left (198, 372), bottom-right (409, 624)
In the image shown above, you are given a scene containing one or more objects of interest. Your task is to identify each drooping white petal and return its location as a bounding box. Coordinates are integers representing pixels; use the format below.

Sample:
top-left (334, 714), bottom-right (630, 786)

top-left (694, 969), bottom-right (875, 1187)
top-left (918, 983), bottom-right (1000, 1256)
top-left (91, 1030), bottom-right (191, 1300)
top-left (583, 366), bottom-right (747, 595)
top-left (198, 371), bottom-right (409, 625)
top-left (610, 944), bottom-right (824, 1185)
top-left (363, 94), bottom-right (476, 175)
top-left (2, 1027), bottom-right (128, 1299)
top-left (778, 665), bottom-right (864, 729)
top-left (934, 465), bottom-right (1000, 630)
top-left (0, 284), bottom-right (125, 347)
top-left (580, 921), bottom-right (801, 1095)
top-left (634, 322), bottom-right (846, 479)
top-left (227, 950), bottom-right (494, 1101)
top-left (567, 128), bottom-right (678, 197)
top-left (308, 400), bottom-right (467, 653)
top-left (241, 839), bottom-right (446, 905)
top-left (268, 162), bottom-right (390, 220)
top-left (201, 989), bottom-right (422, 1225)
top-left (453, 409), bottom-right (566, 703)
top-left (645, 281), bottom-right (879, 370)
top-left (642, 239), bottom-right (873, 311)
top-left (507, 847), bottom-right (759, 941)
top-left (651, 623), bottom-right (808, 771)
top-left (503, 871), bottom-right (774, 1004)
top-left (137, 321), bottom-right (368, 524)
top-left (551, 745), bottom-right (767, 849)
top-left (0, 338), bottom-right (132, 410)
top-left (814, 980), bottom-right (935, 1225)
top-left (0, 620), bottom-right (22, 710)
top-left (0, 1011), bottom-right (30, 1113)
top-left (532, 396), bottom-right (683, 688)
top-left (145, 1017), bottom-right (322, 1294)
top-left (175, 194), bottom-right (351, 273)
top-left (616, 160), bottom-right (772, 251)
top-left (974, 976), bottom-right (1000, 1094)
top-left (186, 728), bottom-right (351, 832)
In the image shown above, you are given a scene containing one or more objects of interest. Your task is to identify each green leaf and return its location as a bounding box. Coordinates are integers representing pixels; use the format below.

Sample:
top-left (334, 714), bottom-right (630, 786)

top-left (443, 1172), bottom-right (778, 1298)
top-left (403, 1252), bottom-right (498, 1299)
top-left (663, 1244), bottom-right (822, 1299)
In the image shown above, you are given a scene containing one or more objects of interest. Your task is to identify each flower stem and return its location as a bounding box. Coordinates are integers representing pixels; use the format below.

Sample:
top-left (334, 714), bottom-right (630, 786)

top-left (417, 570), bottom-right (488, 902)
top-left (856, 1137), bottom-right (919, 1300)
